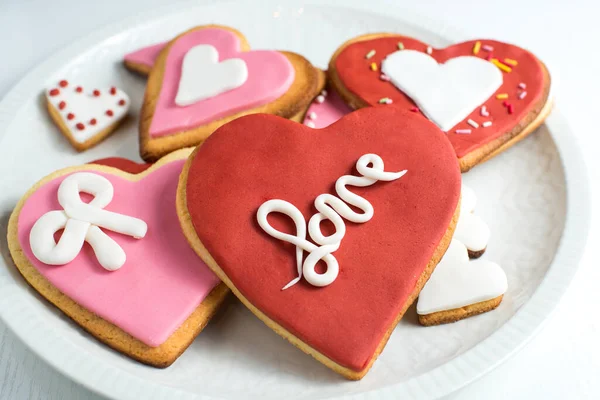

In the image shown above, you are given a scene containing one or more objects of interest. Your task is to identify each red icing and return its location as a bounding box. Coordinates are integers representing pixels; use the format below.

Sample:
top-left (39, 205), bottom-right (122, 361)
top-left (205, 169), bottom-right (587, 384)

top-left (110, 87), bottom-right (117, 95)
top-left (75, 123), bottom-right (85, 130)
top-left (89, 118), bottom-right (97, 125)
top-left (184, 107), bottom-right (461, 371)
top-left (59, 80), bottom-right (68, 88)
top-left (66, 113), bottom-right (75, 120)
top-left (58, 101), bottom-right (66, 110)
top-left (106, 110), bottom-right (114, 117)
top-left (75, 86), bottom-right (83, 93)
top-left (118, 99), bottom-right (126, 106)
top-left (49, 89), bottom-right (59, 96)
top-left (334, 38), bottom-right (547, 158)
top-left (90, 158), bottom-right (152, 174)
top-left (93, 89), bottom-right (100, 97)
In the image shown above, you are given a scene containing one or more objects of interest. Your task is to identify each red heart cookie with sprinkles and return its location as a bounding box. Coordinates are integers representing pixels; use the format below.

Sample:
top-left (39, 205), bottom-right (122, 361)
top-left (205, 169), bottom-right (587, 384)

top-left (177, 106), bottom-right (461, 379)
top-left (46, 80), bottom-right (130, 151)
top-left (139, 24), bottom-right (324, 162)
top-left (328, 34), bottom-right (552, 172)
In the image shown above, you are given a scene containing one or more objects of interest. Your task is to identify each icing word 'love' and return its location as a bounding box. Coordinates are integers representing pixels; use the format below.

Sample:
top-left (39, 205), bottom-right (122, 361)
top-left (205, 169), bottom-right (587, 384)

top-left (257, 154), bottom-right (406, 289)
top-left (176, 44), bottom-right (248, 106)
top-left (29, 172), bottom-right (148, 271)
top-left (381, 50), bottom-right (502, 131)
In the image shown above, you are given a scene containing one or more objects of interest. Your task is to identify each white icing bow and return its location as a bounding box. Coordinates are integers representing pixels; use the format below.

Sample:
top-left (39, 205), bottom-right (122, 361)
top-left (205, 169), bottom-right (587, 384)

top-left (29, 172), bottom-right (148, 271)
top-left (257, 154), bottom-right (406, 290)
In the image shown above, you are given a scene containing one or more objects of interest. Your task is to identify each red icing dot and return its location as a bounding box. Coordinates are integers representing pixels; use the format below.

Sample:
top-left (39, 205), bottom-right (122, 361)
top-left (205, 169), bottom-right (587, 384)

top-left (49, 88), bottom-right (60, 96)
top-left (93, 89), bottom-right (100, 96)
top-left (110, 87), bottom-right (117, 95)
top-left (58, 101), bottom-right (66, 110)
top-left (59, 80), bottom-right (68, 88)
top-left (75, 86), bottom-right (83, 93)
top-left (118, 99), bottom-right (126, 106)
top-left (76, 123), bottom-right (85, 130)
top-left (89, 118), bottom-right (97, 125)
top-left (67, 113), bottom-right (75, 120)
top-left (106, 110), bottom-right (114, 117)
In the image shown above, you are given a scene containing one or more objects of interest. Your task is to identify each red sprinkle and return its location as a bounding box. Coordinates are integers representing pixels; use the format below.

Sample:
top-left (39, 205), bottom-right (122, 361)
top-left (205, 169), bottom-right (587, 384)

top-left (76, 122), bottom-right (85, 130)
top-left (75, 86), bottom-right (83, 93)
top-left (486, 52), bottom-right (493, 61)
top-left (106, 110), bottom-right (114, 117)
top-left (89, 118), bottom-right (97, 125)
top-left (118, 99), bottom-right (126, 106)
top-left (59, 80), bottom-right (68, 88)
top-left (67, 113), bottom-right (75, 120)
top-left (502, 100), bottom-right (509, 107)
top-left (49, 88), bottom-right (60, 96)
top-left (93, 89), bottom-right (100, 96)
top-left (410, 106), bottom-right (420, 112)
top-left (508, 104), bottom-right (514, 114)
top-left (58, 101), bottom-right (66, 110)
top-left (110, 87), bottom-right (117, 95)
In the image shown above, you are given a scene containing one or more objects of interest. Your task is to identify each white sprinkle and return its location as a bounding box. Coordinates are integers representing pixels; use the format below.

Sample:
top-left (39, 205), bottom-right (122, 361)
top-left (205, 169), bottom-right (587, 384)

top-left (518, 82), bottom-right (526, 89)
top-left (321, 89), bottom-right (328, 97)
top-left (380, 74), bottom-right (391, 81)
top-left (482, 44), bottom-right (494, 52)
top-left (365, 49), bottom-right (376, 59)
top-left (480, 106), bottom-right (489, 117)
top-left (467, 119), bottom-right (479, 128)
top-left (315, 95), bottom-right (325, 104)
top-left (455, 129), bottom-right (472, 134)
top-left (519, 91), bottom-right (527, 100)
top-left (426, 46), bottom-right (432, 55)
top-left (309, 111), bottom-right (317, 120)
top-left (385, 98), bottom-right (393, 104)
top-left (305, 121), bottom-right (316, 128)
top-left (482, 121), bottom-right (492, 128)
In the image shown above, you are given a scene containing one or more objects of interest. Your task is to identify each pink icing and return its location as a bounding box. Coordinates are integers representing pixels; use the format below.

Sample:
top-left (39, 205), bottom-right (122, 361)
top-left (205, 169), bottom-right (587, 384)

top-left (17, 160), bottom-right (220, 347)
top-left (149, 28), bottom-right (295, 137)
top-left (302, 89), bottom-right (352, 128)
top-left (124, 42), bottom-right (165, 69)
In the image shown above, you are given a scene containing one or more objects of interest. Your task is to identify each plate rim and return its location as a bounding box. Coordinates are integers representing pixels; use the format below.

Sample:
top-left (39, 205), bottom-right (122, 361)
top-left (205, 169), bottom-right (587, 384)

top-left (0, 0), bottom-right (591, 399)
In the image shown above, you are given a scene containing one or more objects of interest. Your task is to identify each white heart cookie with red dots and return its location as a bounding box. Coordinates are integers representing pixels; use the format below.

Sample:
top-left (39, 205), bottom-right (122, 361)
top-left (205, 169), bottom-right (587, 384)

top-left (45, 80), bottom-right (130, 151)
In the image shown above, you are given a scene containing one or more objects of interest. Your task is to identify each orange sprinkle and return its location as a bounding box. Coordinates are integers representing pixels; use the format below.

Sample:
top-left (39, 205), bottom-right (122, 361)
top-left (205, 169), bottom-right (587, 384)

top-left (473, 41), bottom-right (481, 55)
top-left (496, 93), bottom-right (509, 99)
top-left (370, 62), bottom-right (378, 71)
top-left (504, 58), bottom-right (518, 66)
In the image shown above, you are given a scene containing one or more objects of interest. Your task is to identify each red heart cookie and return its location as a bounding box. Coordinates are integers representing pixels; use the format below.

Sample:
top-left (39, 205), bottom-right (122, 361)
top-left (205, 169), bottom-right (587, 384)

top-left (8, 149), bottom-right (227, 367)
top-left (177, 107), bottom-right (461, 379)
top-left (139, 25), bottom-right (324, 162)
top-left (328, 35), bottom-right (552, 172)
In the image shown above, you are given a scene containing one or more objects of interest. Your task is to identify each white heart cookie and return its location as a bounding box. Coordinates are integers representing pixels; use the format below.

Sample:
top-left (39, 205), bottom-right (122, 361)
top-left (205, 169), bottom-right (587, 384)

top-left (381, 50), bottom-right (503, 131)
top-left (46, 82), bottom-right (130, 143)
top-left (175, 44), bottom-right (248, 106)
top-left (454, 183), bottom-right (490, 254)
top-left (416, 239), bottom-right (507, 315)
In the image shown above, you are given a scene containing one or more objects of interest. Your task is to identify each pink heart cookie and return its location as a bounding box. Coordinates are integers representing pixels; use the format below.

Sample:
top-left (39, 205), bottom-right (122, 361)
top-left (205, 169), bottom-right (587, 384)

top-left (139, 25), bottom-right (324, 162)
top-left (7, 149), bottom-right (226, 367)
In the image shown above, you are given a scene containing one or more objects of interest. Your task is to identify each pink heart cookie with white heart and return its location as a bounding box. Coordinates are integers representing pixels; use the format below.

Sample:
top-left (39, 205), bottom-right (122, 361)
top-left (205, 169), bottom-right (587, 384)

top-left (45, 80), bottom-right (130, 151)
top-left (139, 25), bottom-right (325, 162)
top-left (7, 149), bottom-right (226, 367)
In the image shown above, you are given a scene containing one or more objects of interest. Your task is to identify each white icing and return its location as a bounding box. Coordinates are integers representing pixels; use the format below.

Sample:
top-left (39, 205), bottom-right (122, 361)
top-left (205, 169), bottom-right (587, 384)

top-left (46, 85), bottom-right (130, 143)
top-left (29, 172), bottom-right (147, 271)
top-left (455, 183), bottom-right (490, 253)
top-left (175, 44), bottom-right (248, 106)
top-left (381, 50), bottom-right (503, 131)
top-left (257, 154), bottom-right (406, 289)
top-left (416, 239), bottom-right (508, 315)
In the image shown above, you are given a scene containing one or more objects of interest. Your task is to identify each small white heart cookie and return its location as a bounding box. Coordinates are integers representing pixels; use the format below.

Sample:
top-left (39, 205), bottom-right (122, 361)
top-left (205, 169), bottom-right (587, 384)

top-left (46, 80), bottom-right (130, 151)
top-left (416, 239), bottom-right (507, 324)
top-left (175, 44), bottom-right (248, 106)
top-left (381, 50), bottom-right (502, 131)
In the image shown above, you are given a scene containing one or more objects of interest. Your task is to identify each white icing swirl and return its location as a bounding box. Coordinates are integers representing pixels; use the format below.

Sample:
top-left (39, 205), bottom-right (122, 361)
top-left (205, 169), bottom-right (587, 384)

top-left (257, 154), bottom-right (406, 289)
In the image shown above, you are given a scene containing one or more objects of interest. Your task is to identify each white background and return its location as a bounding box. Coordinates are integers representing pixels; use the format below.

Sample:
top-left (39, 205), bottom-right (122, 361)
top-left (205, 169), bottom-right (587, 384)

top-left (0, 0), bottom-right (598, 399)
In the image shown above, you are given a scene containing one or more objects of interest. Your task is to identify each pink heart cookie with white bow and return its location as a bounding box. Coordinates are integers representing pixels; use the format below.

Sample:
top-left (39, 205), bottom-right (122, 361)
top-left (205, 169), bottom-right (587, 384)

top-left (7, 149), bottom-right (227, 367)
top-left (45, 80), bottom-right (130, 151)
top-left (139, 25), bottom-right (324, 162)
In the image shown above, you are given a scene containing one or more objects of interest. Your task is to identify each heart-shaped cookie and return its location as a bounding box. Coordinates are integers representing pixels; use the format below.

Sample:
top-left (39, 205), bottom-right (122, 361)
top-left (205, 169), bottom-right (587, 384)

top-left (177, 106), bottom-right (461, 379)
top-left (7, 149), bottom-right (226, 367)
top-left (139, 25), bottom-right (325, 162)
top-left (328, 34), bottom-right (552, 171)
top-left (45, 80), bottom-right (130, 151)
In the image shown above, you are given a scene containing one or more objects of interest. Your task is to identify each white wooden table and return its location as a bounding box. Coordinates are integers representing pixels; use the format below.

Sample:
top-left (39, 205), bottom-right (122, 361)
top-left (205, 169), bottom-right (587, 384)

top-left (1, 0), bottom-right (599, 398)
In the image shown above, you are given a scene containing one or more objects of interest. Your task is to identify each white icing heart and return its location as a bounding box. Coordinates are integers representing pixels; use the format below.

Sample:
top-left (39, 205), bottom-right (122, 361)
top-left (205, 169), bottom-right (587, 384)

top-left (46, 83), bottom-right (130, 143)
top-left (381, 50), bottom-right (503, 131)
top-left (416, 239), bottom-right (507, 315)
top-left (454, 183), bottom-right (490, 253)
top-left (175, 44), bottom-right (248, 106)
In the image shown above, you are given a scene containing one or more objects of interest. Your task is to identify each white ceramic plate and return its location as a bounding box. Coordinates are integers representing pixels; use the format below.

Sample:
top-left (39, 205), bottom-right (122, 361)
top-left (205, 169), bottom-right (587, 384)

top-left (0, 1), bottom-right (590, 399)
